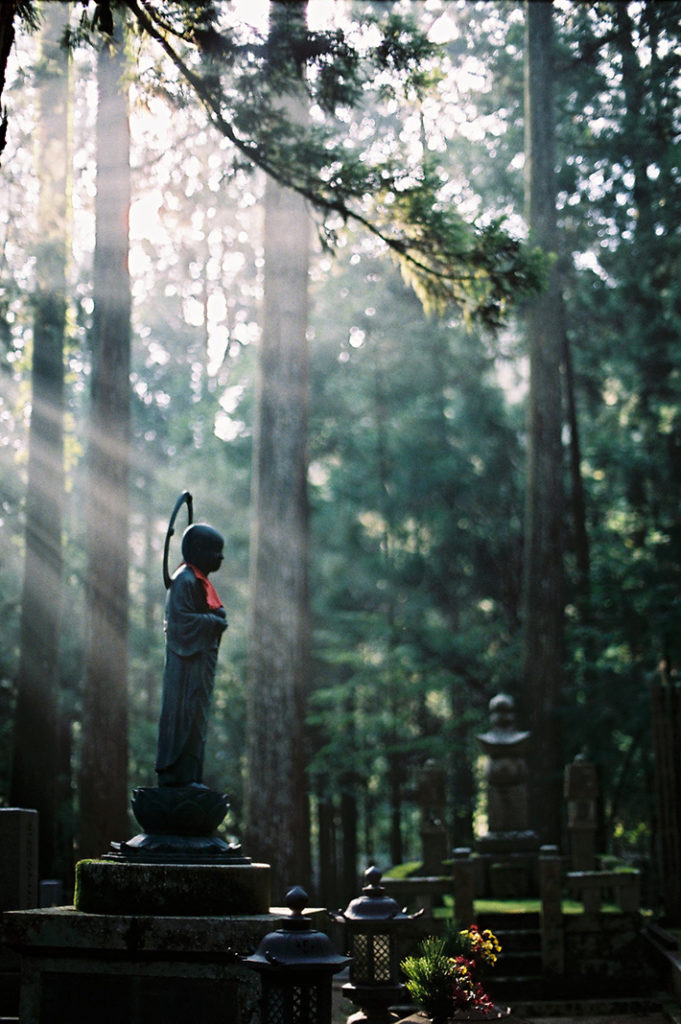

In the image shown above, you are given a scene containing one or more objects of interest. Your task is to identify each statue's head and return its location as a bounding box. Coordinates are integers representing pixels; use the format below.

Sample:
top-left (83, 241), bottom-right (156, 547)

top-left (182, 523), bottom-right (224, 575)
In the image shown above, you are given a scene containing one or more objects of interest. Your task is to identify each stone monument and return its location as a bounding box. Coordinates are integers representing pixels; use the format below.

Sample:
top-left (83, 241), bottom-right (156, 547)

top-left (475, 693), bottom-right (539, 897)
top-left (417, 759), bottom-right (448, 875)
top-left (564, 753), bottom-right (598, 871)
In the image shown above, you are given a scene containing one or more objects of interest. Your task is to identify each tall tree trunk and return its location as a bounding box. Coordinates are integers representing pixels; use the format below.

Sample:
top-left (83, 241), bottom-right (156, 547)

top-left (244, 0), bottom-right (311, 900)
top-left (389, 747), bottom-right (403, 866)
top-left (340, 784), bottom-right (358, 899)
top-left (10, 1), bottom-right (69, 879)
top-left (78, 19), bottom-right (131, 859)
top-left (522, 0), bottom-right (565, 844)
top-left (562, 330), bottom-right (590, 611)
top-left (143, 492), bottom-right (158, 720)
top-left (340, 685), bottom-right (359, 898)
top-left (316, 784), bottom-right (337, 906)
top-left (450, 682), bottom-right (474, 848)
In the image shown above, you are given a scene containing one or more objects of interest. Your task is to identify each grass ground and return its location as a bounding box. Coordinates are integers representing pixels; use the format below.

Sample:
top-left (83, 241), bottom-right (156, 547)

top-left (436, 895), bottom-right (631, 917)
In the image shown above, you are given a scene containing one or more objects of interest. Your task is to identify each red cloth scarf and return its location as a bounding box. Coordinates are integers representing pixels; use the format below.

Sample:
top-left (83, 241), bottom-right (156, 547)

top-left (185, 563), bottom-right (223, 610)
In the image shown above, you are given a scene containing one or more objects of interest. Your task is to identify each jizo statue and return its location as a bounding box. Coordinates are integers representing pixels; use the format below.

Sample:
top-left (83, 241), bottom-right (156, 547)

top-left (156, 493), bottom-right (227, 787)
top-left (107, 492), bottom-right (250, 864)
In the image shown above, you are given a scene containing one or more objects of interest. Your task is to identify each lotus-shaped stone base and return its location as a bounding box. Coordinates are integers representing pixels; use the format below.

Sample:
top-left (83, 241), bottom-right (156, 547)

top-left (131, 784), bottom-right (228, 836)
top-left (107, 784), bottom-right (250, 864)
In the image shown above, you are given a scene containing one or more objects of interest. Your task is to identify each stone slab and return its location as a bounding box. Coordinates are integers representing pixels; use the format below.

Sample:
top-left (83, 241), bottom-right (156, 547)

top-left (0, 810), bottom-right (38, 912)
top-left (2, 904), bottom-right (329, 1024)
top-left (73, 858), bottom-right (270, 915)
top-left (32, 964), bottom-right (249, 1024)
top-left (476, 831), bottom-right (540, 854)
top-left (2, 906), bottom-right (276, 955)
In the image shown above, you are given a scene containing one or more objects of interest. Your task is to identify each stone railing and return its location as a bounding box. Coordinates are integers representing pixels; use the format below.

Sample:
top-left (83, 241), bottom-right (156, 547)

top-left (538, 845), bottom-right (644, 982)
top-left (564, 868), bottom-right (641, 914)
top-left (382, 846), bottom-right (643, 980)
top-left (380, 875), bottom-right (451, 919)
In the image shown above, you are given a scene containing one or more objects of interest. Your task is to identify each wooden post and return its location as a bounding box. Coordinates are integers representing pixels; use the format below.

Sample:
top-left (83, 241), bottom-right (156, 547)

top-left (539, 844), bottom-right (564, 975)
top-left (452, 847), bottom-right (474, 926)
top-left (650, 679), bottom-right (681, 920)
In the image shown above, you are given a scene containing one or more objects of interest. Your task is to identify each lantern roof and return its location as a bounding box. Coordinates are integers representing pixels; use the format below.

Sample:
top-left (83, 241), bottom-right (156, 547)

top-left (334, 866), bottom-right (417, 923)
top-left (245, 886), bottom-right (350, 972)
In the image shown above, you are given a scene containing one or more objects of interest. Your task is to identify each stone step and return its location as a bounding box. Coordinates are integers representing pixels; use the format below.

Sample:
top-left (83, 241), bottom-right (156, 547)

top-left (493, 928), bottom-right (542, 952)
top-left (474, 913), bottom-right (543, 989)
top-left (477, 911), bottom-right (541, 931)
top-left (509, 996), bottom-right (669, 1019)
top-left (490, 972), bottom-right (663, 1007)
top-left (486, 975), bottom-right (547, 1003)
top-left (496, 949), bottom-right (543, 975)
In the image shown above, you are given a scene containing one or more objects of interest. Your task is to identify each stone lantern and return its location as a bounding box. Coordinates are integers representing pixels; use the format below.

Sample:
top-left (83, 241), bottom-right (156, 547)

top-left (332, 866), bottom-right (420, 1024)
top-left (245, 886), bottom-right (349, 1024)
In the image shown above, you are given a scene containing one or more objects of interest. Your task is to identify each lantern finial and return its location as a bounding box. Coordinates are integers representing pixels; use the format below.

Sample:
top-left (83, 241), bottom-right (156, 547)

top-left (285, 885), bottom-right (308, 917)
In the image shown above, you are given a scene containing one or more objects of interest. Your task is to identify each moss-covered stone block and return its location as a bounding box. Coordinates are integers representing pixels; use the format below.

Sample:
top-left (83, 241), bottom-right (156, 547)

top-left (74, 859), bottom-right (270, 916)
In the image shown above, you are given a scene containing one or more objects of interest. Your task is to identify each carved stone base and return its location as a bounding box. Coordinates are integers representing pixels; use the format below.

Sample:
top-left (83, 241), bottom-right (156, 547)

top-left (109, 831), bottom-right (249, 863)
top-left (107, 783), bottom-right (249, 865)
top-left (131, 784), bottom-right (229, 835)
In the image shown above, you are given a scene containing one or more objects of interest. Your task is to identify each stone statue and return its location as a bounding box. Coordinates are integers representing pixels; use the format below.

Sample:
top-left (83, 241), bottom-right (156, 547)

top-left (108, 496), bottom-right (249, 863)
top-left (476, 693), bottom-right (530, 834)
top-left (155, 523), bottom-right (227, 786)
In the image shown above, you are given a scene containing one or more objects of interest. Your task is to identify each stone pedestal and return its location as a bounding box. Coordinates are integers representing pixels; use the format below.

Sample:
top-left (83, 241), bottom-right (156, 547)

top-left (1, 781), bottom-right (274, 1024)
top-left (2, 905), bottom-right (278, 1024)
top-left (74, 859), bottom-right (270, 916)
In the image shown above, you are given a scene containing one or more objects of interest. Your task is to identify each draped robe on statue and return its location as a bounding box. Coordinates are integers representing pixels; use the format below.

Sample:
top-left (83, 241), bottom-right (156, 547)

top-left (155, 564), bottom-right (226, 786)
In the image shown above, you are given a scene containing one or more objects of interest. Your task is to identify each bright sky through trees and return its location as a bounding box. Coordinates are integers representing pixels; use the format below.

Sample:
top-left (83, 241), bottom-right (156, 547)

top-left (122, 0), bottom-right (461, 398)
top-left (1, 0), bottom-right (529, 448)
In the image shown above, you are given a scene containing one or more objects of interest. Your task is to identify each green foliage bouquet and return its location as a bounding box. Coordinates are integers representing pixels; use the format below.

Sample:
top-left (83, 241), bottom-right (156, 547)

top-left (402, 924), bottom-right (502, 1022)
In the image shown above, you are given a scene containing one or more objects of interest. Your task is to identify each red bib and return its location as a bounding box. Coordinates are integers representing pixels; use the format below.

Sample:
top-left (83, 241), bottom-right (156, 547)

top-left (185, 563), bottom-right (223, 610)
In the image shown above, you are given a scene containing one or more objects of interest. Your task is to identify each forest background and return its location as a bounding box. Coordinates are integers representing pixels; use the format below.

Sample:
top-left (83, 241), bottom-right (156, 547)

top-left (1, 0), bottom-right (679, 908)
